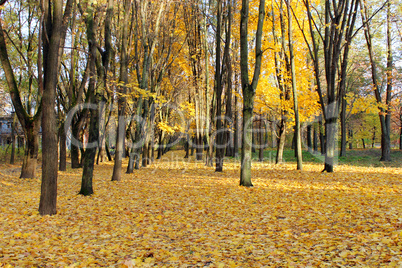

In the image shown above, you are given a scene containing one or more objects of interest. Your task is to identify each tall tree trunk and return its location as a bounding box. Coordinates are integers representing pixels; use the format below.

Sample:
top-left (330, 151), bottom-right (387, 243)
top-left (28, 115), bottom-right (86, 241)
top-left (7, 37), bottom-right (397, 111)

top-left (214, 0), bottom-right (224, 171)
top-left (362, 2), bottom-right (391, 161)
top-left (239, 0), bottom-right (265, 187)
top-left (286, 0), bottom-right (302, 170)
top-left (382, 0), bottom-right (392, 160)
top-left (40, 0), bottom-right (73, 216)
top-left (80, 0), bottom-right (106, 195)
top-left (111, 0), bottom-right (130, 181)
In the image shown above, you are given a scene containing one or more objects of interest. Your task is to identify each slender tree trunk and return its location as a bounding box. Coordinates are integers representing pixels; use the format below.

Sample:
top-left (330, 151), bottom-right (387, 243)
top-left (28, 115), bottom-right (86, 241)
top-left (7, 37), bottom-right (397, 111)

top-left (71, 121), bottom-right (82, 168)
top-left (157, 131), bottom-right (163, 159)
top-left (348, 129), bottom-right (353, 149)
top-left (362, 1), bottom-right (391, 162)
top-left (307, 125), bottom-right (312, 153)
top-left (80, 2), bottom-right (103, 196)
top-left (184, 135), bottom-right (189, 158)
top-left (196, 134), bottom-right (203, 161)
top-left (105, 142), bottom-right (112, 161)
top-left (287, 0), bottom-right (302, 170)
top-left (239, 0), bottom-right (265, 186)
top-left (252, 133), bottom-right (256, 153)
top-left (340, 93), bottom-right (347, 157)
top-left (142, 99), bottom-right (149, 167)
top-left (372, 127), bottom-right (376, 148)
top-left (190, 136), bottom-right (195, 156)
top-left (10, 112), bottom-right (16, 165)
top-left (111, 0), bottom-right (130, 181)
top-left (319, 117), bottom-right (325, 155)
top-left (399, 125), bottom-right (401, 150)
top-left (271, 121), bottom-right (277, 149)
top-left (59, 122), bottom-right (67, 171)
top-left (258, 118), bottom-right (264, 162)
top-left (313, 124), bottom-right (318, 152)
top-left (214, 0), bottom-right (224, 171)
top-left (382, 1), bottom-right (392, 161)
top-left (234, 92), bottom-right (239, 158)
top-left (276, 117), bottom-right (286, 164)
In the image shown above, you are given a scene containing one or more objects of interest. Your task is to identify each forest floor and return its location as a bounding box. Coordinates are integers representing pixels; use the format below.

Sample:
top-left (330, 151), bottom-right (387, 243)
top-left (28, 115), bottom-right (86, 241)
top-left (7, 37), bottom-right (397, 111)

top-left (1, 150), bottom-right (402, 267)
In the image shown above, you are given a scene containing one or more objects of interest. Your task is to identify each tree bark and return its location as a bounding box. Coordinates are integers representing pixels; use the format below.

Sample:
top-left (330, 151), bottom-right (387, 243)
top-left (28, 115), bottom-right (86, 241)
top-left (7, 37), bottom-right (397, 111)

top-left (214, 0), bottom-right (224, 171)
top-left (59, 122), bottom-right (67, 171)
top-left (313, 124), bottom-right (318, 152)
top-left (112, 0), bottom-right (130, 181)
top-left (276, 118), bottom-right (286, 164)
top-left (307, 125), bottom-right (312, 153)
top-left (258, 117), bottom-right (264, 162)
top-left (40, 0), bottom-right (73, 216)
top-left (234, 90), bottom-right (239, 158)
top-left (10, 112), bottom-right (16, 164)
top-left (0, 8), bottom-right (41, 178)
top-left (349, 129), bottom-right (353, 149)
top-left (340, 94), bottom-right (347, 157)
top-left (239, 0), bottom-right (265, 187)
top-left (286, 0), bottom-right (302, 170)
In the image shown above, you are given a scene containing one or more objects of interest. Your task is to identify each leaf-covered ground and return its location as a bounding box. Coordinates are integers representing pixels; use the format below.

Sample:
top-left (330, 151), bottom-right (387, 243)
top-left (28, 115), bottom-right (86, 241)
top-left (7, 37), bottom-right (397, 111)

top-left (1, 151), bottom-right (402, 267)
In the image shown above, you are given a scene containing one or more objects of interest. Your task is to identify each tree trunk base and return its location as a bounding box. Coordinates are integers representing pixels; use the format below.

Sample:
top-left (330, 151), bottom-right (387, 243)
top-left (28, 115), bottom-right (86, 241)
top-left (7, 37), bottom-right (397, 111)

top-left (20, 157), bottom-right (37, 178)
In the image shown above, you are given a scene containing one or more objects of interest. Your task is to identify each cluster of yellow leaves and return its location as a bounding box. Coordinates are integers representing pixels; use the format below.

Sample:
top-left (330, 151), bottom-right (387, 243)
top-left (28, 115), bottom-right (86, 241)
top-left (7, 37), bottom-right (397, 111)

top-left (346, 92), bottom-right (380, 115)
top-left (157, 121), bottom-right (182, 134)
top-left (1, 153), bottom-right (402, 267)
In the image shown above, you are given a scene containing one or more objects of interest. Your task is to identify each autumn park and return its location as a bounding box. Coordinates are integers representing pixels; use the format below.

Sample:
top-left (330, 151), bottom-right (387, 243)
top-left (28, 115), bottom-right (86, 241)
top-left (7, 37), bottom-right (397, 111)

top-left (0, 0), bottom-right (402, 266)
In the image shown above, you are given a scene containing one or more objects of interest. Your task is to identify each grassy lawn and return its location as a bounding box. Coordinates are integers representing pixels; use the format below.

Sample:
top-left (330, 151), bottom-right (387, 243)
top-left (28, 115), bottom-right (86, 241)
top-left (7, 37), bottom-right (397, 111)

top-left (252, 148), bottom-right (402, 168)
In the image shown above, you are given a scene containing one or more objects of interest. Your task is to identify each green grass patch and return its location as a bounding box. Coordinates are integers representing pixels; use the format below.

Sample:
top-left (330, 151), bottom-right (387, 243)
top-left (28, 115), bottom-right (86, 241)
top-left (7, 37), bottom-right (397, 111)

top-left (252, 148), bottom-right (402, 167)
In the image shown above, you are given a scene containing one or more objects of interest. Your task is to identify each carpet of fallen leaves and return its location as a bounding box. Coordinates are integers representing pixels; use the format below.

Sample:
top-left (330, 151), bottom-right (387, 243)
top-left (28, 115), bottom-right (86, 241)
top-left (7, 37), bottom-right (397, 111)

top-left (1, 151), bottom-right (402, 267)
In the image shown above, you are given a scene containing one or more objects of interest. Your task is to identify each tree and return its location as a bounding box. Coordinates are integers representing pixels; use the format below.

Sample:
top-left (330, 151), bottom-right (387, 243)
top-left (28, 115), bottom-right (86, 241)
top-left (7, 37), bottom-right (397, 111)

top-left (79, 0), bottom-right (113, 195)
top-left (214, 0), bottom-right (233, 172)
top-left (111, 0), bottom-right (130, 181)
top-left (303, 0), bottom-right (360, 172)
top-left (361, 0), bottom-right (393, 161)
top-left (286, 0), bottom-right (302, 170)
top-left (239, 0), bottom-right (265, 187)
top-left (0, 0), bottom-right (41, 178)
top-left (39, 0), bottom-right (73, 215)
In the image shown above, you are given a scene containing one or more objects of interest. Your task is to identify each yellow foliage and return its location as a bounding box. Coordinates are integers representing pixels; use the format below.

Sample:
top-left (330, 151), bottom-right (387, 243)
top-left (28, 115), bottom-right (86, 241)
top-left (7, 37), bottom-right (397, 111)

top-left (252, 0), bottom-right (320, 123)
